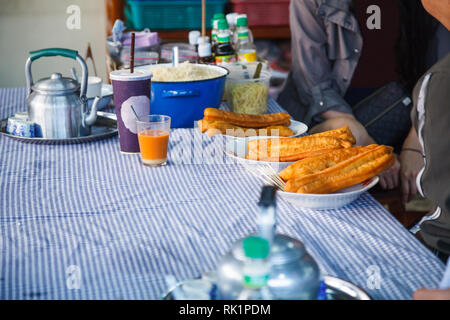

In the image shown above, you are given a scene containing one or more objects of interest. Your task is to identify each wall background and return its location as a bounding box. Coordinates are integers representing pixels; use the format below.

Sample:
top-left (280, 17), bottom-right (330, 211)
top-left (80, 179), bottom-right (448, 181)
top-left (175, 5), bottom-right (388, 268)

top-left (0, 0), bottom-right (107, 88)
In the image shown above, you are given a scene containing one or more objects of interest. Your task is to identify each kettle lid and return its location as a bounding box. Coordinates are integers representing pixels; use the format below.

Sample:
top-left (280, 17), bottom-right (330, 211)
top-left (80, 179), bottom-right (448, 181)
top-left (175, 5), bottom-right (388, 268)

top-left (32, 73), bottom-right (79, 94)
top-left (270, 235), bottom-right (306, 265)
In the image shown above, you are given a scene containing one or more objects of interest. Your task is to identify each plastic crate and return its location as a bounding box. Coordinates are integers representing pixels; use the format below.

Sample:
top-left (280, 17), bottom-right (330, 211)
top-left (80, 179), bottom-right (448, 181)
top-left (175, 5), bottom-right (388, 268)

top-left (230, 0), bottom-right (290, 26)
top-left (125, 0), bottom-right (228, 30)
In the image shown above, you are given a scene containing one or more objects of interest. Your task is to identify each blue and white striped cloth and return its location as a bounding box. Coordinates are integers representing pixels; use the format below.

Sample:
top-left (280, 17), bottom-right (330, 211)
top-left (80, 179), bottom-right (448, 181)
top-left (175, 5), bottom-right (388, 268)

top-left (0, 88), bottom-right (445, 300)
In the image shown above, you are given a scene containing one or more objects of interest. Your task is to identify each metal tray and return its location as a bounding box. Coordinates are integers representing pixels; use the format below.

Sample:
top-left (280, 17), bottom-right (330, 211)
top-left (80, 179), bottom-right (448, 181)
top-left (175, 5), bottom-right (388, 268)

top-left (0, 111), bottom-right (118, 145)
top-left (161, 275), bottom-right (371, 300)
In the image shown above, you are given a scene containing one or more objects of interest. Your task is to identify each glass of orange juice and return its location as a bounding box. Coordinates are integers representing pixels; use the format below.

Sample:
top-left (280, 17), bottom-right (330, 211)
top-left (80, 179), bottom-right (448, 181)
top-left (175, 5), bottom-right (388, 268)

top-left (136, 115), bottom-right (171, 166)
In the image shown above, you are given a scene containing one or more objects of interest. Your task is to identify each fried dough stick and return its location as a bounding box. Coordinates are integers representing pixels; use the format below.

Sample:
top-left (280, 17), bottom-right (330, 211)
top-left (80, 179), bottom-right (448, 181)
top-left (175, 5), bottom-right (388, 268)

top-left (247, 136), bottom-right (353, 162)
top-left (204, 108), bottom-right (291, 128)
top-left (279, 145), bottom-right (378, 181)
top-left (284, 145), bottom-right (395, 194)
top-left (208, 124), bottom-right (294, 137)
top-left (199, 119), bottom-right (294, 137)
top-left (309, 126), bottom-right (356, 145)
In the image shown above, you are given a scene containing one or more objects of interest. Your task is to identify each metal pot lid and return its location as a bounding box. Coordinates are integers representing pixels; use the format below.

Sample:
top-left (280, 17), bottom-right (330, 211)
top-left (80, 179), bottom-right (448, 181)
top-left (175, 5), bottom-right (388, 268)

top-left (270, 235), bottom-right (306, 265)
top-left (232, 234), bottom-right (306, 265)
top-left (32, 73), bottom-right (79, 94)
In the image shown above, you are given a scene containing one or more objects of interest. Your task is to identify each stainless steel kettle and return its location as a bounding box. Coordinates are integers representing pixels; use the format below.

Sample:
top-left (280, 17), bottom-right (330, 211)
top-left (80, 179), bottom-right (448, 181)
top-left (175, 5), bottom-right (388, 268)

top-left (26, 48), bottom-right (100, 138)
top-left (217, 186), bottom-right (321, 300)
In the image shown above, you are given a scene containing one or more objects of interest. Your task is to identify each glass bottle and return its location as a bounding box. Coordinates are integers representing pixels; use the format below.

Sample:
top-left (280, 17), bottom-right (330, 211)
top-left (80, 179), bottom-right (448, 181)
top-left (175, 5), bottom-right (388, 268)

top-left (236, 15), bottom-right (257, 63)
top-left (188, 30), bottom-right (200, 52)
top-left (214, 19), bottom-right (237, 66)
top-left (234, 14), bottom-right (254, 45)
top-left (237, 236), bottom-right (272, 300)
top-left (211, 13), bottom-right (225, 48)
top-left (197, 37), bottom-right (215, 64)
top-left (226, 12), bottom-right (239, 47)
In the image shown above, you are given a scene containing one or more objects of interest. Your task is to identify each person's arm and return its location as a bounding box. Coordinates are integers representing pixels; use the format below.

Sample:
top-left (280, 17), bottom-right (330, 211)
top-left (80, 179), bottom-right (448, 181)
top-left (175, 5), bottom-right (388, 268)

top-left (419, 69), bottom-right (450, 215)
top-left (289, 0), bottom-right (354, 124)
top-left (399, 127), bottom-right (424, 204)
top-left (413, 288), bottom-right (450, 300)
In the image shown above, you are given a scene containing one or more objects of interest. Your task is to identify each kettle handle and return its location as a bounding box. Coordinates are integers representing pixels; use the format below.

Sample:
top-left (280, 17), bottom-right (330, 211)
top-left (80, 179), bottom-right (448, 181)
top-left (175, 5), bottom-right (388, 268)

top-left (25, 48), bottom-right (88, 100)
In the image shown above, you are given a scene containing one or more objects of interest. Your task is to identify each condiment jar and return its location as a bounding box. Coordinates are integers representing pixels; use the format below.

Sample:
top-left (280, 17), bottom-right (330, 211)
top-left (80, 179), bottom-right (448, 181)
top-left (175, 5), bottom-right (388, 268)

top-left (216, 186), bottom-right (321, 300)
top-left (217, 234), bottom-right (320, 300)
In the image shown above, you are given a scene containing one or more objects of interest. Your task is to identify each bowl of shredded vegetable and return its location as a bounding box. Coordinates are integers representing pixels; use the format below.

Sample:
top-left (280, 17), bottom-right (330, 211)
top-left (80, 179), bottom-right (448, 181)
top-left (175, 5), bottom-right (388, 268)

top-left (226, 71), bottom-right (270, 115)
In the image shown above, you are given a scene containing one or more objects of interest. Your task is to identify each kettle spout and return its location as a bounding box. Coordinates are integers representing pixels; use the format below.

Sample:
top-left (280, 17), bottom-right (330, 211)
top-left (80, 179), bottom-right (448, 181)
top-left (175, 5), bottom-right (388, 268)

top-left (83, 96), bottom-right (100, 127)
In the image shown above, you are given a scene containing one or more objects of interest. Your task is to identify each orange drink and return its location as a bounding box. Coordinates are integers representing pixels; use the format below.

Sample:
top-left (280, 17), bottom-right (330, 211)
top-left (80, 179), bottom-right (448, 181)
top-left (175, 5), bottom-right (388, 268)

top-left (136, 115), bottom-right (171, 166)
top-left (138, 130), bottom-right (170, 166)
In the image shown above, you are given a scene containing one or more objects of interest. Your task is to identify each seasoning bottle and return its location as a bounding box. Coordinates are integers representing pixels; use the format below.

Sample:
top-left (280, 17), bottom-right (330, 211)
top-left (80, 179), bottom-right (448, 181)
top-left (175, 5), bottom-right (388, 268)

top-left (226, 12), bottom-right (239, 47)
top-left (215, 19), bottom-right (237, 66)
top-left (236, 16), bottom-right (257, 63)
top-left (211, 13), bottom-right (225, 48)
top-left (237, 186), bottom-right (275, 300)
top-left (257, 185), bottom-right (276, 246)
top-left (234, 14), bottom-right (254, 46)
top-left (188, 30), bottom-right (201, 53)
top-left (237, 236), bottom-right (272, 300)
top-left (197, 37), bottom-right (215, 64)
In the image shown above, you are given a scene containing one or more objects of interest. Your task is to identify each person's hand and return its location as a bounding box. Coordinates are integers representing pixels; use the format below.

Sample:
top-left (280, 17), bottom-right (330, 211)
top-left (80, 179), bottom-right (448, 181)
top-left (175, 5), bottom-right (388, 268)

top-left (379, 156), bottom-right (400, 190)
top-left (413, 288), bottom-right (450, 300)
top-left (399, 149), bottom-right (425, 205)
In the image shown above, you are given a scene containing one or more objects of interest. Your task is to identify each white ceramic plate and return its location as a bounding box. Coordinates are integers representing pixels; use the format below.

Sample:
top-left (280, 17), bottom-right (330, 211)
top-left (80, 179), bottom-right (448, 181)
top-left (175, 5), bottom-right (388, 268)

top-left (222, 119), bottom-right (307, 159)
top-left (222, 119), bottom-right (308, 139)
top-left (278, 176), bottom-right (379, 210)
top-left (224, 135), bottom-right (295, 172)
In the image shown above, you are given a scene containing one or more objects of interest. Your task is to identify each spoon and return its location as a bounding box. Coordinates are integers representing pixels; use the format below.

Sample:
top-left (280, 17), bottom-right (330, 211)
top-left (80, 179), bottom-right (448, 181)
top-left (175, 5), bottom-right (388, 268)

top-left (253, 62), bottom-right (263, 79)
top-left (241, 64), bottom-right (250, 79)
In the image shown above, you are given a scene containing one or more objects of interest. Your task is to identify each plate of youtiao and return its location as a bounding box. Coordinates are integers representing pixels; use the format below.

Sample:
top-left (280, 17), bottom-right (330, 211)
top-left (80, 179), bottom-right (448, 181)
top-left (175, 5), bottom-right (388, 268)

top-left (197, 108), bottom-right (307, 168)
top-left (225, 125), bottom-right (395, 209)
top-left (198, 108), bottom-right (308, 139)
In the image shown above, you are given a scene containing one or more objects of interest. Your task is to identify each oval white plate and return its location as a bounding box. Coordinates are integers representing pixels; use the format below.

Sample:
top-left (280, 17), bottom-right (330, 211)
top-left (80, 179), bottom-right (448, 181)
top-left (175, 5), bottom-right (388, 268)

top-left (278, 176), bottom-right (379, 210)
top-left (223, 119), bottom-right (307, 139)
top-left (224, 135), bottom-right (295, 172)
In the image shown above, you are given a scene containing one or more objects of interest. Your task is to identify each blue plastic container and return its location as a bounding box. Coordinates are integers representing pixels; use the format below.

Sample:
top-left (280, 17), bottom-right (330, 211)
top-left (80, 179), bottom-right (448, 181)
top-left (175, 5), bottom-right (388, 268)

top-left (125, 0), bottom-right (228, 30)
top-left (144, 64), bottom-right (229, 128)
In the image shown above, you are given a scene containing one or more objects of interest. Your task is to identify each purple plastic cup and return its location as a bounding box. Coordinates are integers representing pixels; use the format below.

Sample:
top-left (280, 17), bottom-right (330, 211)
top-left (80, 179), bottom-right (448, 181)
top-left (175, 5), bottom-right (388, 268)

top-left (110, 69), bottom-right (152, 153)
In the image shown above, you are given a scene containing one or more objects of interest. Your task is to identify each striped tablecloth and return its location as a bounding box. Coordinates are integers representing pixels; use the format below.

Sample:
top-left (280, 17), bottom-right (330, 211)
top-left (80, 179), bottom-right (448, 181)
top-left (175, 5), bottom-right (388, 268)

top-left (0, 88), bottom-right (445, 300)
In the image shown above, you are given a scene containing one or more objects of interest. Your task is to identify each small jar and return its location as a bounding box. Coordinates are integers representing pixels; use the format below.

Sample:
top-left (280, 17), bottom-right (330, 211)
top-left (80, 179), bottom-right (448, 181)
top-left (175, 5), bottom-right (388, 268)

top-left (226, 71), bottom-right (270, 115)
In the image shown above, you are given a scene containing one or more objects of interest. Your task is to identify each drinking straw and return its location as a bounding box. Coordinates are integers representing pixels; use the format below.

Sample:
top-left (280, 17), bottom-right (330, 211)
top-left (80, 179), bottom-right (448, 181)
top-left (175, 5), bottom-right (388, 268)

top-left (130, 32), bottom-right (135, 73)
top-left (130, 105), bottom-right (139, 120)
top-left (201, 0), bottom-right (206, 38)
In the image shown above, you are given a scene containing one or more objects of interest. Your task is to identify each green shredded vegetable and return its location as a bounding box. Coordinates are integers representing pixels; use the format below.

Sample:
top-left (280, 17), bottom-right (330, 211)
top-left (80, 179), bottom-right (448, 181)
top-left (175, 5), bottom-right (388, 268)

top-left (227, 82), bottom-right (268, 115)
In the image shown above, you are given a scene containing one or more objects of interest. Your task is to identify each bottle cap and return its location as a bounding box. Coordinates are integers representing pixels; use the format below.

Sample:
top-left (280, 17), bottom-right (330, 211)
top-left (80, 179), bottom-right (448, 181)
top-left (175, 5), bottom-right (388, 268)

top-left (226, 13), bottom-right (239, 27)
top-left (188, 30), bottom-right (201, 45)
top-left (198, 42), bottom-right (212, 58)
top-left (197, 36), bottom-right (210, 45)
top-left (258, 185), bottom-right (277, 207)
top-left (243, 237), bottom-right (270, 259)
top-left (217, 18), bottom-right (229, 30)
top-left (236, 16), bottom-right (249, 27)
top-left (213, 13), bottom-right (225, 20)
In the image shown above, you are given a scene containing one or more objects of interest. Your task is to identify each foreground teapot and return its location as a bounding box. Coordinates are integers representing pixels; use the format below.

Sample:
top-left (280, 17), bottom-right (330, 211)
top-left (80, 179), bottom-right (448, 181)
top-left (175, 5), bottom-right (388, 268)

top-left (26, 48), bottom-right (100, 138)
top-left (217, 186), bottom-right (321, 300)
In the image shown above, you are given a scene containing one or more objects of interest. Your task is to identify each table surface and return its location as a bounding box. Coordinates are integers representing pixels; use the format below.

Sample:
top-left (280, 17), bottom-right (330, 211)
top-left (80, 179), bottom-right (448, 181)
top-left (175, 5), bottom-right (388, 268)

top-left (0, 88), bottom-right (445, 300)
